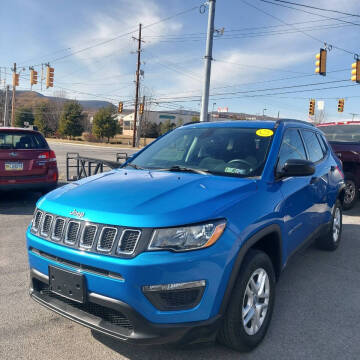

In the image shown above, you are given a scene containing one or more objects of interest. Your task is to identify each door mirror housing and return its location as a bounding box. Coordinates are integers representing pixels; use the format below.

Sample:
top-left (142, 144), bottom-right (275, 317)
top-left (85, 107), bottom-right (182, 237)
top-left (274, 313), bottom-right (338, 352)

top-left (276, 159), bottom-right (315, 179)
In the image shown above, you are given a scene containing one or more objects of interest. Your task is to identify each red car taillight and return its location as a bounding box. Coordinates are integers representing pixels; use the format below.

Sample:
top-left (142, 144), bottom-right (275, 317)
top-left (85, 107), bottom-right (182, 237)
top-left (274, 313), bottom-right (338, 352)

top-left (38, 150), bottom-right (57, 166)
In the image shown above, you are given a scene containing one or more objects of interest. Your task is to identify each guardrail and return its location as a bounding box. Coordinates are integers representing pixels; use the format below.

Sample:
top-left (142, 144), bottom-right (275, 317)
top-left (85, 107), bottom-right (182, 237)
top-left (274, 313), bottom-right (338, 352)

top-left (66, 152), bottom-right (129, 181)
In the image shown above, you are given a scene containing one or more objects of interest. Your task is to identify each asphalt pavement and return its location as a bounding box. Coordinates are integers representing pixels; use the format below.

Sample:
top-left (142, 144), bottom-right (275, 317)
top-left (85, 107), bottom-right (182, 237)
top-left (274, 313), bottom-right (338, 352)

top-left (1, 142), bottom-right (360, 360)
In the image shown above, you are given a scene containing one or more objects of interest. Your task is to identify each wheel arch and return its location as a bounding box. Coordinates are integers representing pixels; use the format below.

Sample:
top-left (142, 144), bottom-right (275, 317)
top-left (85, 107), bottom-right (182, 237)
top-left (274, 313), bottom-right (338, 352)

top-left (219, 224), bottom-right (282, 315)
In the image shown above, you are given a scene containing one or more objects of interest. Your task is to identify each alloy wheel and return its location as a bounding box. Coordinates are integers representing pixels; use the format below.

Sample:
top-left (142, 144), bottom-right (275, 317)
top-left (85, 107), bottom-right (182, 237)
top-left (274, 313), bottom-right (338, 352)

top-left (344, 180), bottom-right (356, 205)
top-left (333, 207), bottom-right (341, 243)
top-left (242, 268), bottom-right (270, 336)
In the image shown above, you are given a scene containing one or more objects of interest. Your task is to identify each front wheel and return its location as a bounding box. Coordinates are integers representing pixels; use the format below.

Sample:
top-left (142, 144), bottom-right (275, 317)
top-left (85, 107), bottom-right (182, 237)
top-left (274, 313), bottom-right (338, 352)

top-left (217, 250), bottom-right (275, 352)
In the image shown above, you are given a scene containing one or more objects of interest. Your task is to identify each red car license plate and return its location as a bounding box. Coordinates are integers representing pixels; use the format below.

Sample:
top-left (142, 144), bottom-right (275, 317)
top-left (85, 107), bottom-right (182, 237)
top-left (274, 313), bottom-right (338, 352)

top-left (5, 162), bottom-right (23, 171)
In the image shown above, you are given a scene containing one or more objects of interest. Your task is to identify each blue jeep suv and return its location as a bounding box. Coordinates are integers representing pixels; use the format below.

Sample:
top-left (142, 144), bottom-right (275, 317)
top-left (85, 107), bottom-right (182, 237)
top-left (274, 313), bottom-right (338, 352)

top-left (27, 119), bottom-right (345, 351)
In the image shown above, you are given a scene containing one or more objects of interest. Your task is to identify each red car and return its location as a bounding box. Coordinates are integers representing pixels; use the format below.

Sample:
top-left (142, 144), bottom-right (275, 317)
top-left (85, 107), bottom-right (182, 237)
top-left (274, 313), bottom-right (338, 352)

top-left (318, 121), bottom-right (360, 209)
top-left (0, 127), bottom-right (58, 193)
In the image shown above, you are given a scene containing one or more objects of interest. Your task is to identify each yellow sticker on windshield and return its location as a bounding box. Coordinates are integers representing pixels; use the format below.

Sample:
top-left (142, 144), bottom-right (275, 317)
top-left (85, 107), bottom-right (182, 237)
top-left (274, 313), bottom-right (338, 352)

top-left (256, 129), bottom-right (274, 137)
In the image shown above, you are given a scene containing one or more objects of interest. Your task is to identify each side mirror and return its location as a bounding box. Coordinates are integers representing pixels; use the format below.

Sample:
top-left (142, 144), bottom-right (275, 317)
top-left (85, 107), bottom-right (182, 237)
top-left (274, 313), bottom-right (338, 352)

top-left (277, 159), bottom-right (315, 179)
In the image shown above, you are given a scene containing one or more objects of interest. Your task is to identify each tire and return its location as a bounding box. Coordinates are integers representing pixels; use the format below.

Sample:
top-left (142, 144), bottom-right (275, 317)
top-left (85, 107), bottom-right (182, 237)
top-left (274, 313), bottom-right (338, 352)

top-left (217, 249), bottom-right (276, 352)
top-left (316, 199), bottom-right (342, 251)
top-left (343, 174), bottom-right (358, 210)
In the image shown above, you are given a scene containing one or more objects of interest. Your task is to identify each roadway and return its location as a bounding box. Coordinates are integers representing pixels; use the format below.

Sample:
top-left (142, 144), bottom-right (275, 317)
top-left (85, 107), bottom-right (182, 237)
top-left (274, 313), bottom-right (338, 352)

top-left (0, 142), bottom-right (360, 359)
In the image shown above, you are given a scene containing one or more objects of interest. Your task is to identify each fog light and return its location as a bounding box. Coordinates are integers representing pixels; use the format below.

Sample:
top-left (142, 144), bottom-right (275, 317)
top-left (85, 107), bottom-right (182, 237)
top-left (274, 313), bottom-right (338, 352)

top-left (142, 280), bottom-right (206, 311)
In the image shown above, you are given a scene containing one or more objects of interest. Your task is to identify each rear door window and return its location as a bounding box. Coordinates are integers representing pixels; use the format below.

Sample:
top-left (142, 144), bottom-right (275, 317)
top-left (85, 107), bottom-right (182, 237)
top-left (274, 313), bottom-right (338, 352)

top-left (301, 130), bottom-right (324, 163)
top-left (0, 132), bottom-right (48, 150)
top-left (277, 128), bottom-right (306, 171)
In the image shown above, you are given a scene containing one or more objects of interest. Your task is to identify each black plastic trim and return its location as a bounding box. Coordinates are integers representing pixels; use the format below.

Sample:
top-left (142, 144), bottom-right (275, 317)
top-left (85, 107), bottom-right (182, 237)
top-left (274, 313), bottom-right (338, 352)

top-left (218, 224), bottom-right (282, 315)
top-left (29, 270), bottom-right (222, 345)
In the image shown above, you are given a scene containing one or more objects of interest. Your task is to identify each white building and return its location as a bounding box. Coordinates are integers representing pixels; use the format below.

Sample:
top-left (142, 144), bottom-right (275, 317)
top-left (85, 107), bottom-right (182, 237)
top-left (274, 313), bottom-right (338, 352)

top-left (121, 110), bottom-right (198, 136)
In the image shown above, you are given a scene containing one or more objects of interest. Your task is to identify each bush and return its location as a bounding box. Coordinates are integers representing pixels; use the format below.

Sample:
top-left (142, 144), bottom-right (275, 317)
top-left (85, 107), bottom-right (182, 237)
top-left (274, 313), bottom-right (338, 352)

top-left (82, 132), bottom-right (98, 142)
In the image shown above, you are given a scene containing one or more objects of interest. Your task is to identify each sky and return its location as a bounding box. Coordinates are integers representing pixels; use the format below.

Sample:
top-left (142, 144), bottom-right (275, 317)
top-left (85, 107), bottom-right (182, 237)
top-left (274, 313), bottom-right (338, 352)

top-left (1, 0), bottom-right (360, 121)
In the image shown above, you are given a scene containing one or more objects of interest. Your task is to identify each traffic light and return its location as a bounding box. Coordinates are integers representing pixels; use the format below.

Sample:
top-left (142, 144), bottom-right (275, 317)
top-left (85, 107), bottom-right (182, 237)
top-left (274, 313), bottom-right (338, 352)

top-left (351, 60), bottom-right (360, 83)
top-left (315, 49), bottom-right (327, 76)
top-left (46, 66), bottom-right (54, 88)
top-left (139, 103), bottom-right (144, 114)
top-left (118, 102), bottom-right (123, 113)
top-left (12, 72), bottom-right (19, 87)
top-left (338, 99), bottom-right (345, 113)
top-left (309, 99), bottom-right (315, 116)
top-left (30, 70), bottom-right (38, 85)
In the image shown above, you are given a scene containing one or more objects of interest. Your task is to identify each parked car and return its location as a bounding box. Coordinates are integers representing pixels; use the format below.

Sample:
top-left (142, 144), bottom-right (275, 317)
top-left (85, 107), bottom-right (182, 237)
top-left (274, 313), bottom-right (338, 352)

top-left (0, 127), bottom-right (58, 193)
top-left (318, 121), bottom-right (360, 209)
top-left (27, 119), bottom-right (345, 352)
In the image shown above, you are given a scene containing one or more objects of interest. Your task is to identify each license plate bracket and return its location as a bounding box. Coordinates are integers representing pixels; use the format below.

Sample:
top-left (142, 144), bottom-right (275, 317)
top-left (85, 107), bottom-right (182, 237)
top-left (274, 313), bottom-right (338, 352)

top-left (5, 162), bottom-right (23, 171)
top-left (49, 266), bottom-right (86, 303)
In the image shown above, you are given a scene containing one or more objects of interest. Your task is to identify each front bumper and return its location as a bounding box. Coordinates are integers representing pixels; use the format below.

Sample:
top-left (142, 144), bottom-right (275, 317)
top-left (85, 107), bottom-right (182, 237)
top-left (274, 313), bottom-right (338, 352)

top-left (30, 268), bottom-right (222, 345)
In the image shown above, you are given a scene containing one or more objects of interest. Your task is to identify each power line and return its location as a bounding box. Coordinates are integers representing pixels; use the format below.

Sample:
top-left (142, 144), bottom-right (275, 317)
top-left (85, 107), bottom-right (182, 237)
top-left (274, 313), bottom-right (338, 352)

top-left (272, 0), bottom-right (360, 18)
top-left (31, 5), bottom-right (199, 66)
top-left (243, 0), bottom-right (357, 56)
top-left (259, 0), bottom-right (360, 28)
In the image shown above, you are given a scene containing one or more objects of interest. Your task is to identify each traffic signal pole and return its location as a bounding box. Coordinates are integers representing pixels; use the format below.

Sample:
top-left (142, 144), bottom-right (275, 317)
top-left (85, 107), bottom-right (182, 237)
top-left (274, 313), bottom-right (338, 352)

top-left (132, 23), bottom-right (142, 147)
top-left (11, 62), bottom-right (16, 127)
top-left (200, 0), bottom-right (216, 122)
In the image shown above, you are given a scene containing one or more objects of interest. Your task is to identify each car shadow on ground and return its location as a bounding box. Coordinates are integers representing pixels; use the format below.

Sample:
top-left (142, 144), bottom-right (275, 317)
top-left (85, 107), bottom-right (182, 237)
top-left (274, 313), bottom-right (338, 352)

top-left (91, 330), bottom-right (238, 360)
top-left (0, 182), bottom-right (66, 215)
top-left (343, 201), bottom-right (360, 217)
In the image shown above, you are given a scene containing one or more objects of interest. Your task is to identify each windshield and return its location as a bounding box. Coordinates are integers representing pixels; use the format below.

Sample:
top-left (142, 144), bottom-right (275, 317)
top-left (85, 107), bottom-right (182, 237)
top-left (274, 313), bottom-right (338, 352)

top-left (128, 126), bottom-right (274, 178)
top-left (319, 125), bottom-right (360, 143)
top-left (0, 132), bottom-right (48, 150)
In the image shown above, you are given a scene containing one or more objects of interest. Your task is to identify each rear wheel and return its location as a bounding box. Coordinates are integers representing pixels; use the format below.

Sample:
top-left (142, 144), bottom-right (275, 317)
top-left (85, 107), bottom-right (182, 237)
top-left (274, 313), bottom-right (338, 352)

top-left (217, 250), bottom-right (275, 352)
top-left (316, 199), bottom-right (342, 251)
top-left (343, 174), bottom-right (358, 210)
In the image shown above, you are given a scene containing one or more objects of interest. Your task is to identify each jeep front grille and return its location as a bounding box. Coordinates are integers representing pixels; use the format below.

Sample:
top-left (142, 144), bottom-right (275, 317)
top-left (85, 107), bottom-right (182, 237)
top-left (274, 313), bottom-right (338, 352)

top-left (65, 221), bottom-right (80, 245)
top-left (97, 227), bottom-right (117, 252)
top-left (117, 230), bottom-right (141, 254)
top-left (33, 210), bottom-right (43, 231)
top-left (80, 225), bottom-right (97, 249)
top-left (30, 209), bottom-right (142, 258)
top-left (52, 218), bottom-right (65, 241)
top-left (41, 214), bottom-right (53, 237)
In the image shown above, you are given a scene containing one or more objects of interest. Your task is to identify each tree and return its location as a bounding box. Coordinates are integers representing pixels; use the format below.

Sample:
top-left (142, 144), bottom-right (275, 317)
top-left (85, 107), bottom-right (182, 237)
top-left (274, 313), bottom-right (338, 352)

top-left (160, 119), bottom-right (176, 135)
top-left (176, 118), bottom-right (184, 127)
top-left (34, 102), bottom-right (55, 136)
top-left (15, 107), bottom-right (34, 128)
top-left (141, 122), bottom-right (159, 138)
top-left (191, 116), bottom-right (199, 122)
top-left (58, 101), bottom-right (84, 138)
top-left (92, 106), bottom-right (117, 143)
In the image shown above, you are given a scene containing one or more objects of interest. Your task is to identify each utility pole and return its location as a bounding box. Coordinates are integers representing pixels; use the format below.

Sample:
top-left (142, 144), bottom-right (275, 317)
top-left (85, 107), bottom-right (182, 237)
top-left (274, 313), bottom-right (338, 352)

top-left (132, 23), bottom-right (142, 147)
top-left (136, 95), bottom-right (145, 147)
top-left (11, 63), bottom-right (16, 127)
top-left (349, 113), bottom-right (360, 121)
top-left (3, 85), bottom-right (9, 126)
top-left (200, 0), bottom-right (216, 122)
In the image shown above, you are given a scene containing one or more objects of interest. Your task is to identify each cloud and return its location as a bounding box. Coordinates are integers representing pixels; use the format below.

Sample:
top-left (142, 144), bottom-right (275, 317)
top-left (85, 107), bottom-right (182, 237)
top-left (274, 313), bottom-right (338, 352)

top-left (67, 0), bottom-right (182, 65)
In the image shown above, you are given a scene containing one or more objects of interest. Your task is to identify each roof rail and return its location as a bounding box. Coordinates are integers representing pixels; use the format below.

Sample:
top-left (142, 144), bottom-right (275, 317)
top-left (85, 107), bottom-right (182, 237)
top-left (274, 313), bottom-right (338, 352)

top-left (182, 121), bottom-right (201, 126)
top-left (274, 119), bottom-right (315, 128)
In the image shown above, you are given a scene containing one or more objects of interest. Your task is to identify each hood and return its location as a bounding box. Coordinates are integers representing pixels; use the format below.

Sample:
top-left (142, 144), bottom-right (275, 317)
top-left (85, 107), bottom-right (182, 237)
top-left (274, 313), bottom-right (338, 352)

top-left (38, 169), bottom-right (257, 227)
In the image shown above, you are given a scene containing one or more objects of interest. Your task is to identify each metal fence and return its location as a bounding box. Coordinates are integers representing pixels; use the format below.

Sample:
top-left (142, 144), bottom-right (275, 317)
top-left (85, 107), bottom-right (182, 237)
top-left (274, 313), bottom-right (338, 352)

top-left (66, 152), bottom-right (128, 181)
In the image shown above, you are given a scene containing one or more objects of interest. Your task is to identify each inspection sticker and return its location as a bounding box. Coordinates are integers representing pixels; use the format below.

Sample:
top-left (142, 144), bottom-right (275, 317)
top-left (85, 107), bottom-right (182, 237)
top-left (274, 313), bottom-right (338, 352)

top-left (256, 129), bottom-right (274, 137)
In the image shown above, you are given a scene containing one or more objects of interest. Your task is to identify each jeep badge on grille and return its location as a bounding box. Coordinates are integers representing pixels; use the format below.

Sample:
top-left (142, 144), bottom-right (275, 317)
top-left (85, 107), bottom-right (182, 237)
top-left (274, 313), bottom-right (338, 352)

top-left (70, 209), bottom-right (85, 218)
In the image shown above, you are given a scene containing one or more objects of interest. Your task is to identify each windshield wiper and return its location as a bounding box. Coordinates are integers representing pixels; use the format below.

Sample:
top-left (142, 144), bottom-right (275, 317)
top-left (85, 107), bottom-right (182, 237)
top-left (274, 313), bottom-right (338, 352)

top-left (124, 163), bottom-right (146, 170)
top-left (155, 165), bottom-right (212, 175)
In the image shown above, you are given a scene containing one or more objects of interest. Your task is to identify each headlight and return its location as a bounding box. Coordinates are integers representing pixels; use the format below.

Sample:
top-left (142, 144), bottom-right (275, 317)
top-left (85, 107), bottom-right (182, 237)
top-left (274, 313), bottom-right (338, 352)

top-left (148, 221), bottom-right (226, 252)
